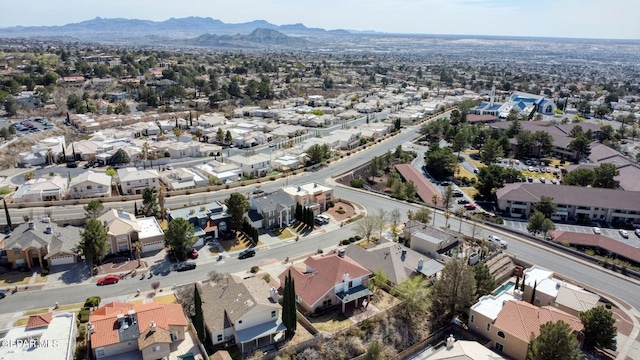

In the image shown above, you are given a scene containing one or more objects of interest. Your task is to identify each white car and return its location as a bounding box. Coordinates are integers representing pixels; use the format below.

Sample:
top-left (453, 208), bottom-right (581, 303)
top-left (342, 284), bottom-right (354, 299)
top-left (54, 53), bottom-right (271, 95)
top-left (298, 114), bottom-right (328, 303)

top-left (619, 229), bottom-right (629, 238)
top-left (487, 235), bottom-right (508, 248)
top-left (635, 229), bottom-right (640, 238)
top-left (592, 227), bottom-right (601, 234)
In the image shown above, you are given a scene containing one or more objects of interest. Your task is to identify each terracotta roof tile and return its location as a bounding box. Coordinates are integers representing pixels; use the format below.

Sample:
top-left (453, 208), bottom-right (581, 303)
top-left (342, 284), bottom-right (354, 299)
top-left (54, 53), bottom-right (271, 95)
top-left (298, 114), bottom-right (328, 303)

top-left (26, 312), bottom-right (53, 329)
top-left (395, 164), bottom-right (443, 205)
top-left (494, 300), bottom-right (582, 342)
top-left (550, 230), bottom-right (640, 264)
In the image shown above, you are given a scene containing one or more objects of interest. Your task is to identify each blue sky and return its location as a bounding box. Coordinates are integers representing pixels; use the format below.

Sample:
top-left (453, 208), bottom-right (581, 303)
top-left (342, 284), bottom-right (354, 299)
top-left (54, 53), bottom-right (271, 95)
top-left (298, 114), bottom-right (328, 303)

top-left (2, 0), bottom-right (638, 39)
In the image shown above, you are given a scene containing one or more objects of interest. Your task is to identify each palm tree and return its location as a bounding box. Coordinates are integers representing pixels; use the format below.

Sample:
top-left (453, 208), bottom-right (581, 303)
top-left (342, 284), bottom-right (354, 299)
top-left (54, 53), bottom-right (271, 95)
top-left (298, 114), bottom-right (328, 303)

top-left (431, 194), bottom-right (439, 226)
top-left (455, 207), bottom-right (465, 233)
top-left (444, 209), bottom-right (451, 228)
top-left (142, 142), bottom-right (150, 161)
top-left (132, 241), bottom-right (142, 267)
top-left (158, 185), bottom-right (166, 221)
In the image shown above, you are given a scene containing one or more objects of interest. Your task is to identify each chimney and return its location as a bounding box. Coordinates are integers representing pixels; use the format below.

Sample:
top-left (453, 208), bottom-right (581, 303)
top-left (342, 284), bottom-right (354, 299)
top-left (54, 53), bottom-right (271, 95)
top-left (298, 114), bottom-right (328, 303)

top-left (28, 220), bottom-right (35, 231)
top-left (417, 257), bottom-right (424, 271)
top-left (446, 334), bottom-right (455, 350)
top-left (337, 248), bottom-right (345, 258)
top-left (44, 225), bottom-right (52, 234)
top-left (269, 287), bottom-right (279, 302)
top-left (87, 322), bottom-right (95, 335)
top-left (343, 273), bottom-right (350, 283)
top-left (149, 321), bottom-right (156, 333)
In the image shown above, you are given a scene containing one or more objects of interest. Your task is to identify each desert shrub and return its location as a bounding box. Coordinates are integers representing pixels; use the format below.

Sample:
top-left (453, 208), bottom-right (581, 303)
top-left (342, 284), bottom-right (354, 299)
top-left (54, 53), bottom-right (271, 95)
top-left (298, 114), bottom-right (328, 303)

top-left (250, 266), bottom-right (259, 273)
top-left (350, 179), bottom-right (364, 188)
top-left (84, 296), bottom-right (101, 308)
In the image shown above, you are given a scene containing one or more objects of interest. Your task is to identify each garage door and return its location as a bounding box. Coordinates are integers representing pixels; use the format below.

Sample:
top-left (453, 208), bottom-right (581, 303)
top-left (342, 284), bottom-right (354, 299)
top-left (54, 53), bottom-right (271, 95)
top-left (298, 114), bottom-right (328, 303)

top-left (50, 255), bottom-right (75, 266)
top-left (143, 241), bottom-right (165, 252)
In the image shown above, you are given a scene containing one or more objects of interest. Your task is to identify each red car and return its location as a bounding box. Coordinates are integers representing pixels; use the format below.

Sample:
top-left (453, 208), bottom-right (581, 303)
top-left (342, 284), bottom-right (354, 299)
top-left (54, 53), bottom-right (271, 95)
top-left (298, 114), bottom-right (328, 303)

top-left (97, 274), bottom-right (120, 285)
top-left (464, 204), bottom-right (477, 210)
top-left (189, 248), bottom-right (199, 259)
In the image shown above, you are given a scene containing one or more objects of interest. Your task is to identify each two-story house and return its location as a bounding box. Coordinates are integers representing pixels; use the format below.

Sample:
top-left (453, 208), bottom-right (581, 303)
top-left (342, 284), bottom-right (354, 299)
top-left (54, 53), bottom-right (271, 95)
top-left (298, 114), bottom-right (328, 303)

top-left (68, 171), bottom-right (112, 199)
top-left (247, 191), bottom-right (295, 229)
top-left (198, 276), bottom-right (286, 355)
top-left (98, 210), bottom-right (166, 254)
top-left (12, 176), bottom-right (68, 204)
top-left (160, 168), bottom-right (208, 191)
top-left (117, 168), bottom-right (160, 195)
top-left (283, 182), bottom-right (333, 215)
top-left (227, 154), bottom-right (272, 178)
top-left (278, 251), bottom-right (372, 315)
top-left (2, 220), bottom-right (81, 269)
top-left (166, 201), bottom-right (231, 245)
top-left (89, 302), bottom-right (188, 360)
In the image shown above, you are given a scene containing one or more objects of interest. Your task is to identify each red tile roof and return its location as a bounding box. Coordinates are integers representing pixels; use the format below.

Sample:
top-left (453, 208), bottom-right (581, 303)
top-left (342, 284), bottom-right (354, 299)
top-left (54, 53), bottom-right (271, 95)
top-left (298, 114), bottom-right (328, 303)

top-left (26, 312), bottom-right (53, 329)
top-left (278, 253), bottom-right (371, 308)
top-left (494, 300), bottom-right (583, 342)
top-left (395, 164), bottom-right (443, 206)
top-left (90, 302), bottom-right (187, 348)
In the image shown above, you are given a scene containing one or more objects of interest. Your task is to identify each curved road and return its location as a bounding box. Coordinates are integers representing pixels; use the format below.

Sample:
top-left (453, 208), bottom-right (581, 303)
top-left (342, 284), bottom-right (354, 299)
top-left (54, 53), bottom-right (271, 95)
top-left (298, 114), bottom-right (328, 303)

top-left (2, 115), bottom-right (640, 314)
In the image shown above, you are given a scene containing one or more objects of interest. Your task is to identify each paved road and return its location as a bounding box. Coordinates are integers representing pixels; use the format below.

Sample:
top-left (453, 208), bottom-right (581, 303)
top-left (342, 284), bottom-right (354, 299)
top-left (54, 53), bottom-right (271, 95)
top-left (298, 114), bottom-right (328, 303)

top-left (2, 111), bottom-right (640, 314)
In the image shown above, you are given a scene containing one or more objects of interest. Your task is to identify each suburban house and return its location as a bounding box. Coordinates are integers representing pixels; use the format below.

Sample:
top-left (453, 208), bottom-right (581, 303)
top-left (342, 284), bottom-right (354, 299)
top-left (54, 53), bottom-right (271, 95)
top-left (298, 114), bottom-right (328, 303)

top-left (18, 135), bottom-right (66, 167)
top-left (68, 171), bottom-right (112, 199)
top-left (283, 182), bottom-right (334, 215)
top-left (117, 168), bottom-right (160, 195)
top-left (278, 252), bottom-right (373, 315)
top-left (324, 129), bottom-right (360, 150)
top-left (403, 223), bottom-right (460, 259)
top-left (195, 161), bottom-right (243, 184)
top-left (520, 266), bottom-right (600, 317)
top-left (427, 335), bottom-right (505, 360)
top-left (89, 301), bottom-right (188, 360)
top-left (2, 219), bottom-right (81, 269)
top-left (496, 183), bottom-right (640, 225)
top-left (12, 176), bottom-right (68, 204)
top-left (0, 312), bottom-right (77, 360)
top-left (160, 168), bottom-right (208, 191)
top-left (197, 276), bottom-right (286, 355)
top-left (166, 201), bottom-right (231, 245)
top-left (227, 154), bottom-right (272, 178)
top-left (468, 297), bottom-right (583, 360)
top-left (247, 191), bottom-right (295, 229)
top-left (345, 239), bottom-right (444, 284)
top-left (98, 210), bottom-right (166, 254)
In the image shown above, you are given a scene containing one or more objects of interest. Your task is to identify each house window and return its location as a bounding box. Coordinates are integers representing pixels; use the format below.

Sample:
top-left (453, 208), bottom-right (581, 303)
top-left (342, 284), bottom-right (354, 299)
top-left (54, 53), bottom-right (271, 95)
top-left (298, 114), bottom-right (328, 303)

top-left (170, 332), bottom-right (178, 341)
top-left (497, 331), bottom-right (505, 339)
top-left (470, 314), bottom-right (474, 323)
top-left (348, 281), bottom-right (353, 288)
top-left (322, 299), bottom-right (332, 308)
top-left (96, 348), bottom-right (105, 357)
top-left (271, 310), bottom-right (276, 318)
top-left (98, 185), bottom-right (103, 189)
top-left (217, 334), bottom-right (223, 342)
top-left (486, 323), bottom-right (491, 331)
top-left (13, 248), bottom-right (20, 255)
top-left (495, 342), bottom-right (504, 352)
top-left (87, 185), bottom-right (92, 190)
top-left (127, 182), bottom-right (130, 186)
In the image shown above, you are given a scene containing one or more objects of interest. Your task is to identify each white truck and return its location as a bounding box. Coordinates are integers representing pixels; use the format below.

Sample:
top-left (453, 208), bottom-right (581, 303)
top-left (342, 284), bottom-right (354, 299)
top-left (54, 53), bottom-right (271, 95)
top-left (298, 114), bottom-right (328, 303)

top-left (487, 235), bottom-right (508, 248)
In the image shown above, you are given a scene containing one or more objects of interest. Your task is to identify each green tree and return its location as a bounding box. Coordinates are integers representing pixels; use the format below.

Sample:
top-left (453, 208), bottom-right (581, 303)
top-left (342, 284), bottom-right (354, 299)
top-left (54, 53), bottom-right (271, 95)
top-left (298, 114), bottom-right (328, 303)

top-left (3, 198), bottom-right (12, 231)
top-left (78, 218), bottom-right (109, 267)
top-left (568, 135), bottom-right (591, 160)
top-left (194, 284), bottom-right (206, 343)
top-left (165, 218), bottom-right (197, 261)
top-left (593, 163), bottom-right (619, 188)
top-left (413, 207), bottom-right (431, 224)
top-left (562, 168), bottom-right (595, 186)
top-left (24, 172), bottom-right (36, 182)
top-left (4, 96), bottom-right (18, 117)
top-left (442, 185), bottom-right (454, 209)
top-left (105, 168), bottom-right (117, 177)
top-left (215, 128), bottom-right (224, 143)
top-left (369, 269), bottom-right (388, 295)
top-left (516, 130), bottom-right (535, 157)
top-left (580, 306), bottom-right (617, 350)
top-left (110, 148), bottom-right (130, 165)
top-left (527, 211), bottom-right (548, 236)
top-left (534, 196), bottom-right (557, 219)
top-left (225, 192), bottom-right (249, 230)
top-left (424, 144), bottom-right (458, 179)
top-left (430, 259), bottom-right (477, 325)
top-left (391, 275), bottom-right (430, 315)
top-left (479, 138), bottom-right (504, 165)
top-left (84, 200), bottom-right (105, 219)
top-left (355, 214), bottom-right (379, 242)
top-left (475, 164), bottom-right (504, 199)
top-left (451, 131), bottom-right (468, 159)
top-left (541, 218), bottom-right (556, 239)
top-left (306, 144), bottom-right (331, 165)
top-left (366, 340), bottom-right (382, 360)
top-left (473, 263), bottom-right (495, 298)
top-left (141, 187), bottom-right (159, 218)
top-left (528, 320), bottom-right (581, 360)
top-left (282, 270), bottom-right (297, 338)
top-left (224, 130), bottom-right (233, 145)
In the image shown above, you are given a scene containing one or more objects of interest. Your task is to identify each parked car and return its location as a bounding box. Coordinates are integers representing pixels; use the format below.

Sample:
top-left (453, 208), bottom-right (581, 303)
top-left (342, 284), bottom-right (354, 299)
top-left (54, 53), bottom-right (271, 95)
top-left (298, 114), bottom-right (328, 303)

top-left (175, 262), bottom-right (197, 272)
top-left (452, 190), bottom-right (464, 197)
top-left (464, 204), bottom-right (477, 210)
top-left (592, 227), bottom-right (601, 234)
top-left (619, 229), bottom-right (629, 238)
top-left (487, 235), bottom-right (508, 248)
top-left (189, 248), bottom-right (199, 259)
top-left (527, 176), bottom-right (533, 182)
top-left (457, 199), bottom-right (470, 204)
top-left (0, 290), bottom-right (6, 299)
top-left (238, 248), bottom-right (256, 259)
top-left (635, 229), bottom-right (640, 238)
top-left (66, 162), bottom-right (78, 168)
top-left (539, 177), bottom-right (546, 183)
top-left (314, 214), bottom-right (330, 225)
top-left (97, 274), bottom-right (120, 285)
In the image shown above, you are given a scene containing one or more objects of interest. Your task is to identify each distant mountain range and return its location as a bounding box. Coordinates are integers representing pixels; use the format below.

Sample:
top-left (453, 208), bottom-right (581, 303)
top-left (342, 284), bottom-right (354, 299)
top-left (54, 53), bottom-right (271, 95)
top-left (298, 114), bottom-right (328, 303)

top-left (0, 16), bottom-right (360, 48)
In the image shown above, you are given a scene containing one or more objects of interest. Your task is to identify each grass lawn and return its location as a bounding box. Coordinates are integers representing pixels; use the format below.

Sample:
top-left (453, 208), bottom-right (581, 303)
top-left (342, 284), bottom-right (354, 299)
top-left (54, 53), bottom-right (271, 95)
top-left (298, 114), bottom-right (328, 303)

top-left (56, 303), bottom-right (84, 311)
top-left (0, 273), bottom-right (31, 286)
top-left (461, 187), bottom-right (479, 198)
top-left (24, 308), bottom-right (50, 315)
top-left (457, 165), bottom-right (477, 181)
top-left (13, 318), bottom-right (28, 326)
top-left (309, 312), bottom-right (352, 333)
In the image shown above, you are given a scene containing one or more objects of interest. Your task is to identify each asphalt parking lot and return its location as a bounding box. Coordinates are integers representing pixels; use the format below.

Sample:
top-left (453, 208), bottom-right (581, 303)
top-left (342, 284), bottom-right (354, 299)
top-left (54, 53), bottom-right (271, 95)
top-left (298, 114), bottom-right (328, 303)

top-left (504, 218), bottom-right (640, 248)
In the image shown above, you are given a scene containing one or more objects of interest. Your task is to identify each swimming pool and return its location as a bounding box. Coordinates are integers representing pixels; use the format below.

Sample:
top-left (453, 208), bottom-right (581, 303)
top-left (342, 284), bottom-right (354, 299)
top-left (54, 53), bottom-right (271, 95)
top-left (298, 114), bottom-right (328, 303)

top-left (493, 281), bottom-right (515, 295)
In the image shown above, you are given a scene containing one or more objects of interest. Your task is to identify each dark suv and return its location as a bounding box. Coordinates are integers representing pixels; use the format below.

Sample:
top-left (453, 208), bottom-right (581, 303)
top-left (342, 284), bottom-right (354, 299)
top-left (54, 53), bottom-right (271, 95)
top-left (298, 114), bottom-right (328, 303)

top-left (175, 262), bottom-right (197, 272)
top-left (238, 248), bottom-right (256, 259)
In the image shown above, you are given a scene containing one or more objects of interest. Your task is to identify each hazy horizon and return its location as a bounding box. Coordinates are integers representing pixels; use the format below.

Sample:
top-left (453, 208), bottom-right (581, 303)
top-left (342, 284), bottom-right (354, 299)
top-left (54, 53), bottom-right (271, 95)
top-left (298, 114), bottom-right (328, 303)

top-left (2, 0), bottom-right (639, 40)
